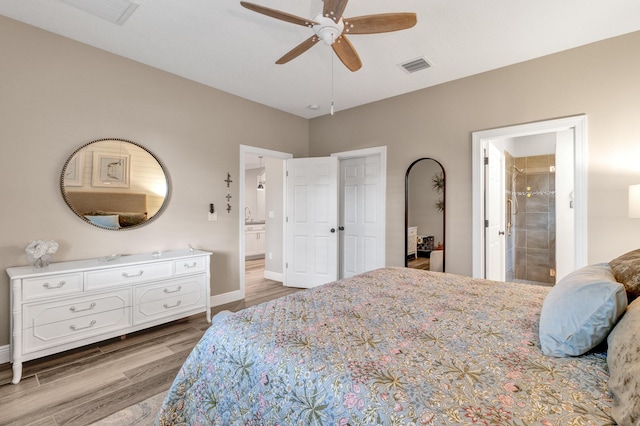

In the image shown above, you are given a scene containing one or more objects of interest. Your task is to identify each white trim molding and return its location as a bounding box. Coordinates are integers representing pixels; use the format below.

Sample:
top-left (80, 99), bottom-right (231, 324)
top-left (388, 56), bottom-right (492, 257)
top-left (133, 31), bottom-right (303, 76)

top-left (210, 290), bottom-right (243, 307)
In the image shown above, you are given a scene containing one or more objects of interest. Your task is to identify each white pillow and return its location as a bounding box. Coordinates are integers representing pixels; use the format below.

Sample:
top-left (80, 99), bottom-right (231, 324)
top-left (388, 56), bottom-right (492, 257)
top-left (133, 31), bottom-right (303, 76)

top-left (539, 263), bottom-right (627, 357)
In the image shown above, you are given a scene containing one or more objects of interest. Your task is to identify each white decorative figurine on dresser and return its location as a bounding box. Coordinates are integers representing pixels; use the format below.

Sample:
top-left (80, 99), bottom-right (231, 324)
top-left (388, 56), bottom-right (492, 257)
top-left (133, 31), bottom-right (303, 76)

top-left (6, 249), bottom-right (212, 384)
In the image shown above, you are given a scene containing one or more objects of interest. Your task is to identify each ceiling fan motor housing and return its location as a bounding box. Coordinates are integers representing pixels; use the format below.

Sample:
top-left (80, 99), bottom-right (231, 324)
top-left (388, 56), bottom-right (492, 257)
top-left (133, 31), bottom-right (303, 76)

top-left (313, 14), bottom-right (344, 45)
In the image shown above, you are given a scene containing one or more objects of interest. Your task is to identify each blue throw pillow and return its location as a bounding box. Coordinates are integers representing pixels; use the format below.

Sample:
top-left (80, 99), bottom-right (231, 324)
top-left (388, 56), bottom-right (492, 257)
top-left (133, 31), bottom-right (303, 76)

top-left (539, 263), bottom-right (627, 357)
top-left (85, 214), bottom-right (120, 228)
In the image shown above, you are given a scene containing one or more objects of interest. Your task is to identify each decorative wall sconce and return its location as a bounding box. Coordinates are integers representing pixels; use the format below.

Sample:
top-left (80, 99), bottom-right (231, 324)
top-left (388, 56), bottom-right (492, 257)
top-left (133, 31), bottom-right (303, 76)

top-left (630, 184), bottom-right (640, 218)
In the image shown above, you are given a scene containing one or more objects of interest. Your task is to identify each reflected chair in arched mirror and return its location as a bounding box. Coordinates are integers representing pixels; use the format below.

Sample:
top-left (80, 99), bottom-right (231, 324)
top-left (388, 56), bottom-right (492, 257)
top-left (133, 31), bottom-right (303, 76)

top-left (405, 158), bottom-right (445, 271)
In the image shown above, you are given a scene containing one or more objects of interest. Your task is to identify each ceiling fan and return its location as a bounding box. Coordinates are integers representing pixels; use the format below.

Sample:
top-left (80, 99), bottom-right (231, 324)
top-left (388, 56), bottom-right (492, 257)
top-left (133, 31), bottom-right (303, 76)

top-left (240, 0), bottom-right (417, 72)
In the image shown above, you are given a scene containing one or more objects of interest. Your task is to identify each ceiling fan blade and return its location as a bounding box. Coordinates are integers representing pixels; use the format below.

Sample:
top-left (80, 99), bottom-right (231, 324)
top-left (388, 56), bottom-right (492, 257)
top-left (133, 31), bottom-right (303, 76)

top-left (344, 13), bottom-right (417, 34)
top-left (276, 35), bottom-right (320, 64)
top-left (240, 1), bottom-right (317, 27)
top-left (323, 0), bottom-right (349, 22)
top-left (332, 35), bottom-right (362, 72)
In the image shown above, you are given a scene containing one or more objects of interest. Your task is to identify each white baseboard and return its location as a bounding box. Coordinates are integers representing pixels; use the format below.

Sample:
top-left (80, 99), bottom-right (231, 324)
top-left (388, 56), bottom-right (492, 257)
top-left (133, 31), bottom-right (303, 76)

top-left (210, 289), bottom-right (243, 307)
top-left (0, 344), bottom-right (10, 364)
top-left (264, 270), bottom-right (283, 282)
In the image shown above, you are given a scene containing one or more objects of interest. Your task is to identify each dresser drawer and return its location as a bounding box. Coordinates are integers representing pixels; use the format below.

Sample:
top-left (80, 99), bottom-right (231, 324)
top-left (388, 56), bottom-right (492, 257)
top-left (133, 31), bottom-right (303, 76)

top-left (135, 276), bottom-right (205, 305)
top-left (173, 256), bottom-right (207, 275)
top-left (24, 307), bottom-right (131, 354)
top-left (84, 261), bottom-right (172, 290)
top-left (133, 276), bottom-right (206, 325)
top-left (22, 273), bottom-right (83, 302)
top-left (23, 289), bottom-right (130, 329)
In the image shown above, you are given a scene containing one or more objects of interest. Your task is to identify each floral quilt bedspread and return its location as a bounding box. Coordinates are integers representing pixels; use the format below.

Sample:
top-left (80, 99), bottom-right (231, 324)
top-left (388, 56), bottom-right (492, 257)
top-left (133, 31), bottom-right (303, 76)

top-left (156, 267), bottom-right (613, 425)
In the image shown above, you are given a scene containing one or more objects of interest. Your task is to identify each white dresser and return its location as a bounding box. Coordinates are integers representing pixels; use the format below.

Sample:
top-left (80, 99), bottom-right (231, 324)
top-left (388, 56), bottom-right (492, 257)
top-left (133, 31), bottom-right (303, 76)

top-left (407, 226), bottom-right (418, 259)
top-left (7, 249), bottom-right (211, 384)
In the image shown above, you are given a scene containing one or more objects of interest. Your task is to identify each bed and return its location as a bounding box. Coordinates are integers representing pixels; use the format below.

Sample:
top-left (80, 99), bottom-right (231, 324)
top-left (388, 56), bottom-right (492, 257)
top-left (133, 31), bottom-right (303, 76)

top-left (64, 191), bottom-right (148, 228)
top-left (156, 262), bottom-right (640, 425)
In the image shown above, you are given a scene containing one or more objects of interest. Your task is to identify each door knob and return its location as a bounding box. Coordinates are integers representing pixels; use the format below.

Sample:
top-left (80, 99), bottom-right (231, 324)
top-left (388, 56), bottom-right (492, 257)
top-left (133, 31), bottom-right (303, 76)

top-left (498, 231), bottom-right (505, 235)
top-left (330, 228), bottom-right (336, 233)
top-left (339, 226), bottom-right (344, 231)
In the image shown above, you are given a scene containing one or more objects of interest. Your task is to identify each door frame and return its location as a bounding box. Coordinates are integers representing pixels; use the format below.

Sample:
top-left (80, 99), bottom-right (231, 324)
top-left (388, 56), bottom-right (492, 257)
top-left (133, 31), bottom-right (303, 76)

top-left (238, 145), bottom-right (386, 299)
top-left (239, 145), bottom-right (292, 300)
top-left (471, 115), bottom-right (588, 278)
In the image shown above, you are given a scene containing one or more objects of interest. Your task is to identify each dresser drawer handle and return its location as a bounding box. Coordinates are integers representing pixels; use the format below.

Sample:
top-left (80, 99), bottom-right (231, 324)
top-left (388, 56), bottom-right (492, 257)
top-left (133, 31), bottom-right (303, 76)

top-left (183, 262), bottom-right (197, 269)
top-left (70, 320), bottom-right (96, 331)
top-left (43, 281), bottom-right (66, 289)
top-left (69, 302), bottom-right (96, 313)
top-left (163, 286), bottom-right (182, 294)
top-left (163, 300), bottom-right (182, 309)
top-left (122, 270), bottom-right (144, 278)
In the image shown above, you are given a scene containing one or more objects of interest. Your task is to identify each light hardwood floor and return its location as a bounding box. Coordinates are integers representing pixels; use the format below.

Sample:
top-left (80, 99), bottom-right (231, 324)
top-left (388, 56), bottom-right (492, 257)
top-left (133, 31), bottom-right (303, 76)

top-left (0, 259), bottom-right (301, 425)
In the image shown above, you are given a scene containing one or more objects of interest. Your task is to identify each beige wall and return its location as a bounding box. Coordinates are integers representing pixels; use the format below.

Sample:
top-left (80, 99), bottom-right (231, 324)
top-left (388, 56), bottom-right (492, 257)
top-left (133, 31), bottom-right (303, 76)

top-left (0, 16), bottom-right (309, 346)
top-left (309, 31), bottom-right (640, 276)
top-left (3, 15), bottom-right (640, 348)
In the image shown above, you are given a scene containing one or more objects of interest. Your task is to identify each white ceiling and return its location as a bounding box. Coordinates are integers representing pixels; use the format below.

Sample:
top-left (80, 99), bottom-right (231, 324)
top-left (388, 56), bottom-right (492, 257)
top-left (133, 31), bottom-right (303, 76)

top-left (2, 0), bottom-right (640, 119)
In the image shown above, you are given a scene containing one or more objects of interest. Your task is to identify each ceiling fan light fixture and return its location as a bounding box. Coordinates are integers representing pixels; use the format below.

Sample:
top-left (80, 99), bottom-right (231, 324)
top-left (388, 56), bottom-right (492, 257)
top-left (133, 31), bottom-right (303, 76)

top-left (241, 1), bottom-right (416, 72)
top-left (313, 15), bottom-right (344, 45)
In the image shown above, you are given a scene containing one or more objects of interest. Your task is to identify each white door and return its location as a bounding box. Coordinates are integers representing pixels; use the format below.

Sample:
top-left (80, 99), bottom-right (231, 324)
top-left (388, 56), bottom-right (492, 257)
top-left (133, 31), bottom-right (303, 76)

top-left (555, 129), bottom-right (575, 281)
top-left (285, 157), bottom-right (339, 288)
top-left (340, 155), bottom-right (384, 278)
top-left (486, 143), bottom-right (505, 281)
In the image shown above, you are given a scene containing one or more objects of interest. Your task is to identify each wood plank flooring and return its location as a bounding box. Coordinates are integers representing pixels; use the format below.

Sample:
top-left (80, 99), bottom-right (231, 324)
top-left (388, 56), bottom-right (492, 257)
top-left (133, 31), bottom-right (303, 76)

top-left (0, 259), bottom-right (301, 425)
top-left (408, 257), bottom-right (431, 270)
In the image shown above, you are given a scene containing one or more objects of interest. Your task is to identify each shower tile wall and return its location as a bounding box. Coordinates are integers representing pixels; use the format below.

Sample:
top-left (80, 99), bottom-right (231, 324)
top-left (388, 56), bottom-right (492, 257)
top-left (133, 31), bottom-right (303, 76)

top-left (514, 155), bottom-right (556, 284)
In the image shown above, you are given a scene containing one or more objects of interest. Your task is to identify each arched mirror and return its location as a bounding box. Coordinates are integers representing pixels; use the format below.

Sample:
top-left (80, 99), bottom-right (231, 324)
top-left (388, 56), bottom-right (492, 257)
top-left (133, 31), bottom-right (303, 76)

top-left (405, 158), bottom-right (445, 271)
top-left (60, 138), bottom-right (170, 230)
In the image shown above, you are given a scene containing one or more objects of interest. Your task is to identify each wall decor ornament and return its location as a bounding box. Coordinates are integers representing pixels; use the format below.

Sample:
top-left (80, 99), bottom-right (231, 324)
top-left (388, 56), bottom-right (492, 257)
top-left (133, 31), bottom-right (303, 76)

top-left (432, 172), bottom-right (444, 193)
top-left (64, 152), bottom-right (84, 187)
top-left (25, 240), bottom-right (58, 268)
top-left (225, 172), bottom-right (232, 213)
top-left (91, 151), bottom-right (130, 188)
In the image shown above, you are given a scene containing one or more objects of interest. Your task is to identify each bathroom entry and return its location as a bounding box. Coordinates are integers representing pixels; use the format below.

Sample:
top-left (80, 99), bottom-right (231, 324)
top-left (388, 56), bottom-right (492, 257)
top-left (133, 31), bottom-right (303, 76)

top-left (472, 115), bottom-right (587, 284)
top-left (487, 133), bottom-right (571, 285)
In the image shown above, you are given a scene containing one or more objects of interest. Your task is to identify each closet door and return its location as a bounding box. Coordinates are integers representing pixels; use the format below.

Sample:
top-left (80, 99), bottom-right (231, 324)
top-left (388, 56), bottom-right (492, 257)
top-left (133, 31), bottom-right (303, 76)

top-left (340, 154), bottom-right (384, 278)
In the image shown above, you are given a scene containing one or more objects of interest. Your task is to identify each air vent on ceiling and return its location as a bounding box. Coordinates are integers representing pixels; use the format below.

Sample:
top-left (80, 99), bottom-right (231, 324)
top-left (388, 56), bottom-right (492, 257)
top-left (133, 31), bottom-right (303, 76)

top-left (59, 0), bottom-right (139, 25)
top-left (398, 57), bottom-right (432, 74)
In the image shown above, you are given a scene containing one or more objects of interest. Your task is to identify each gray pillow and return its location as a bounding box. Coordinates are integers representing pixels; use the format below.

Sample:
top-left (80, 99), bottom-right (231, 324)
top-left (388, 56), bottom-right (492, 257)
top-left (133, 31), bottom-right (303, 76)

top-left (539, 263), bottom-right (627, 357)
top-left (607, 297), bottom-right (640, 425)
top-left (609, 248), bottom-right (640, 300)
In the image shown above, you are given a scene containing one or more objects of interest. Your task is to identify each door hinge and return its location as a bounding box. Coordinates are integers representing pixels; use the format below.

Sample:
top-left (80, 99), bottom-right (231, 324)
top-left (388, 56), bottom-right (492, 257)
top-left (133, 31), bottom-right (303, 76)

top-left (286, 170), bottom-right (289, 177)
top-left (484, 157), bottom-right (489, 165)
top-left (485, 219), bottom-right (489, 228)
top-left (286, 262), bottom-right (288, 269)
